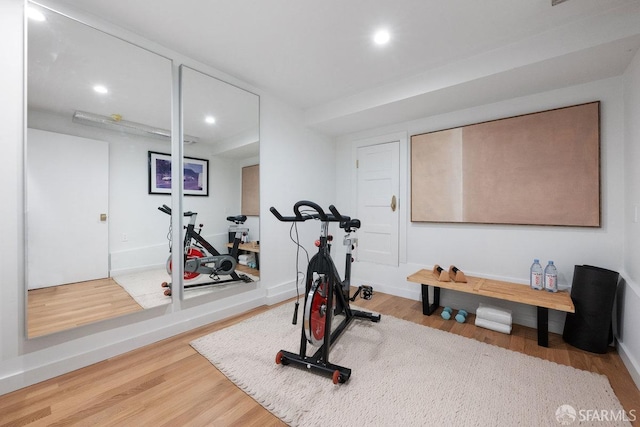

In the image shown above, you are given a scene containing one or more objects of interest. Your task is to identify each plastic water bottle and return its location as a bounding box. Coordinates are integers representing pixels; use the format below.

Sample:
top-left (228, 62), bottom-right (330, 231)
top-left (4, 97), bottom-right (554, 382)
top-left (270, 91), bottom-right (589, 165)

top-left (544, 261), bottom-right (558, 292)
top-left (530, 259), bottom-right (543, 290)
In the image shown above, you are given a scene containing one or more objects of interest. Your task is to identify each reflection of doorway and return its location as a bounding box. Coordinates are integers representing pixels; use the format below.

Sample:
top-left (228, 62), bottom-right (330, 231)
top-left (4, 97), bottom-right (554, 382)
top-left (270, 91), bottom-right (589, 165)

top-left (356, 141), bottom-right (400, 266)
top-left (27, 129), bottom-right (109, 289)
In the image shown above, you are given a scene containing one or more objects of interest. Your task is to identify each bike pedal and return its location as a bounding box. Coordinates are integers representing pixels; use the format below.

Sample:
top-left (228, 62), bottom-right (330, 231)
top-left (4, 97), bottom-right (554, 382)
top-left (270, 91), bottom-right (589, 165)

top-left (361, 285), bottom-right (373, 300)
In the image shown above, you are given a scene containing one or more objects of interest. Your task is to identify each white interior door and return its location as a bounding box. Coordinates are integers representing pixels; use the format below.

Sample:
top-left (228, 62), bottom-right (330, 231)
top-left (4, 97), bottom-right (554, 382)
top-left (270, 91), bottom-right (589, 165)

top-left (27, 129), bottom-right (109, 289)
top-left (356, 141), bottom-right (400, 266)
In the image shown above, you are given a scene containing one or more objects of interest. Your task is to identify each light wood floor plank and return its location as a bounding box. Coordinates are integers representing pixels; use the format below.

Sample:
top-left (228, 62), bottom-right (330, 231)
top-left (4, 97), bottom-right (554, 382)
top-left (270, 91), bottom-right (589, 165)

top-left (27, 278), bottom-right (144, 337)
top-left (2, 292), bottom-right (639, 426)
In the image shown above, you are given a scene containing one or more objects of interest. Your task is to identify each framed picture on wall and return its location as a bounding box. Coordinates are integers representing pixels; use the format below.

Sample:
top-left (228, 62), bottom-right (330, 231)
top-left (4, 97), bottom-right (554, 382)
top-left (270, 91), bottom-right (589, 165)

top-left (148, 151), bottom-right (209, 196)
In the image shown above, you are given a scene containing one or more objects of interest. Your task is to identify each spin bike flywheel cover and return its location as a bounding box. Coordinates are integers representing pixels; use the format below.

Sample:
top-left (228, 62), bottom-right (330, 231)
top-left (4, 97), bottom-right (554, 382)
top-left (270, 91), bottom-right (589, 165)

top-left (166, 247), bottom-right (204, 280)
top-left (304, 279), bottom-right (328, 346)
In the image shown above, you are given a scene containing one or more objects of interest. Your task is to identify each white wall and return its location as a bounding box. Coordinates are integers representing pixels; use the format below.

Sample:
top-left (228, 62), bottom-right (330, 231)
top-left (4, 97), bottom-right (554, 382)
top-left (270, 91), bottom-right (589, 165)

top-left (0, 1), bottom-right (334, 395)
top-left (336, 77), bottom-right (626, 335)
top-left (28, 110), bottom-right (247, 276)
top-left (259, 94), bottom-right (337, 302)
top-left (619, 48), bottom-right (640, 387)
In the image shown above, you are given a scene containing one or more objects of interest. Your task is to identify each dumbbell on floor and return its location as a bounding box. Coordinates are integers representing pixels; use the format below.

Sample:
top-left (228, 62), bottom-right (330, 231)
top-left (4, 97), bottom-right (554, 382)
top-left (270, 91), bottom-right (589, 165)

top-left (455, 309), bottom-right (468, 323)
top-left (441, 306), bottom-right (453, 320)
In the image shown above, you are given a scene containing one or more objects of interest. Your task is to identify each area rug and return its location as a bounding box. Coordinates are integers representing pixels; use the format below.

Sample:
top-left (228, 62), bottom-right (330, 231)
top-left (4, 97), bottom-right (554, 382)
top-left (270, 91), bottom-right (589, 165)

top-left (113, 268), bottom-right (257, 308)
top-left (191, 304), bottom-right (630, 426)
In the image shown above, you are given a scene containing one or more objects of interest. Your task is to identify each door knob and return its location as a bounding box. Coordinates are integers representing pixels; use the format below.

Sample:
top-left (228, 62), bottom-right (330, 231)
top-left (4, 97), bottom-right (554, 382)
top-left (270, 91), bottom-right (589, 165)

top-left (100, 213), bottom-right (107, 221)
top-left (391, 195), bottom-right (397, 212)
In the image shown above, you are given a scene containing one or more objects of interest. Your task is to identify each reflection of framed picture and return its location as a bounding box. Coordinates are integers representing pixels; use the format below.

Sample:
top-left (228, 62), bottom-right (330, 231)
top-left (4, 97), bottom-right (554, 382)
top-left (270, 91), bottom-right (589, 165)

top-left (148, 151), bottom-right (209, 196)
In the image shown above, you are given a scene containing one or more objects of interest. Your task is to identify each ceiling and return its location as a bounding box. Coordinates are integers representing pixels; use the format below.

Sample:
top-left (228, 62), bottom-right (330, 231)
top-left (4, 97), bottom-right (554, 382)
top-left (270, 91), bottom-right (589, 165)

top-left (42, 0), bottom-right (640, 135)
top-left (28, 3), bottom-right (260, 158)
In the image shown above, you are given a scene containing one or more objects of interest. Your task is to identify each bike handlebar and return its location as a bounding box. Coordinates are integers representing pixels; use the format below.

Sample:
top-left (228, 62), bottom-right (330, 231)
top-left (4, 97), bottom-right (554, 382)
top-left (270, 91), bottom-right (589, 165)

top-left (270, 200), bottom-right (351, 223)
top-left (157, 205), bottom-right (195, 217)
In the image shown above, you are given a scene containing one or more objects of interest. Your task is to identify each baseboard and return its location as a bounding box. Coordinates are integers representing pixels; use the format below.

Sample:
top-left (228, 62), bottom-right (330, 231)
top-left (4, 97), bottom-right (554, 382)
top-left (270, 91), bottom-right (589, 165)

top-left (618, 340), bottom-right (640, 390)
top-left (0, 291), bottom-right (265, 396)
top-left (264, 279), bottom-right (298, 305)
top-left (110, 263), bottom-right (165, 277)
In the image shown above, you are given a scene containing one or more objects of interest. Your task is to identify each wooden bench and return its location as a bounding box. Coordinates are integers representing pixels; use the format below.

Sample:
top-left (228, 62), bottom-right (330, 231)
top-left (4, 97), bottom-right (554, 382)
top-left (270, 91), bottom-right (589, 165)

top-left (227, 241), bottom-right (260, 270)
top-left (407, 269), bottom-right (575, 347)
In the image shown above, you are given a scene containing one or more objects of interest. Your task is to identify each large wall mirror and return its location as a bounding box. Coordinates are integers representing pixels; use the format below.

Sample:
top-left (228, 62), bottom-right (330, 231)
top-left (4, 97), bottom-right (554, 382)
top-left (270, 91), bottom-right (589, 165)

top-left (178, 65), bottom-right (260, 301)
top-left (26, 2), bottom-right (173, 337)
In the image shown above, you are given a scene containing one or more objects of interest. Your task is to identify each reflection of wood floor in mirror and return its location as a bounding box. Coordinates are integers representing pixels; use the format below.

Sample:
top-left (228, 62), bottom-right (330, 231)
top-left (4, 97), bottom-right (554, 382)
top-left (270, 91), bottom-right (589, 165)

top-left (28, 278), bottom-right (144, 337)
top-left (235, 264), bottom-right (260, 277)
top-left (5, 291), bottom-right (638, 426)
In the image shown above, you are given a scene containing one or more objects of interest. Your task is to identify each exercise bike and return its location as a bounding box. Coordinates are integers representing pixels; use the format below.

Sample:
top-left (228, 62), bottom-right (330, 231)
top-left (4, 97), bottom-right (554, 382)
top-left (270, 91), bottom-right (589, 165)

top-left (270, 200), bottom-right (380, 384)
top-left (158, 204), bottom-right (253, 296)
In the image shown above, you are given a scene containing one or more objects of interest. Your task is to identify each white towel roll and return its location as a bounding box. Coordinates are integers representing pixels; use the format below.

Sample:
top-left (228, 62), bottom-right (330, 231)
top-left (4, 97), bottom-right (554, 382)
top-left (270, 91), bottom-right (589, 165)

top-left (238, 254), bottom-right (255, 262)
top-left (476, 303), bottom-right (512, 326)
top-left (475, 317), bottom-right (512, 334)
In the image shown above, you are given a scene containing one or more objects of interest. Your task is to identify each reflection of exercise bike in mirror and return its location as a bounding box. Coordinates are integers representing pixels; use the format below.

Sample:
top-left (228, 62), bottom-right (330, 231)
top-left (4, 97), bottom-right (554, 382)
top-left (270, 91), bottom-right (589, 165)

top-left (271, 200), bottom-right (380, 384)
top-left (158, 204), bottom-right (253, 296)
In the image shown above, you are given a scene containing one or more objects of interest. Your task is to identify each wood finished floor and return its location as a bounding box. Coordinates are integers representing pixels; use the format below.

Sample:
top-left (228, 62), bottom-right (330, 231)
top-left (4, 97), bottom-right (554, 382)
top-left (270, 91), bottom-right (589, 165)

top-left (6, 291), bottom-right (639, 426)
top-left (27, 268), bottom-right (260, 338)
top-left (27, 278), bottom-right (144, 338)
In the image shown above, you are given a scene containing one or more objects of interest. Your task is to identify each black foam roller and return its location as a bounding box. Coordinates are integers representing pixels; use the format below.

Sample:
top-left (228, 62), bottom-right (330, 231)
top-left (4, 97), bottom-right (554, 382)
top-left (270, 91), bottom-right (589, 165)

top-left (562, 265), bottom-right (619, 354)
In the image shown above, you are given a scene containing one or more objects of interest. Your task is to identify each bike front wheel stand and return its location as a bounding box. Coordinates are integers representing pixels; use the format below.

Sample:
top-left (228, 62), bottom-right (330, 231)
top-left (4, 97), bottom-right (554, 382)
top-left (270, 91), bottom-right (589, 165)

top-left (275, 350), bottom-right (351, 384)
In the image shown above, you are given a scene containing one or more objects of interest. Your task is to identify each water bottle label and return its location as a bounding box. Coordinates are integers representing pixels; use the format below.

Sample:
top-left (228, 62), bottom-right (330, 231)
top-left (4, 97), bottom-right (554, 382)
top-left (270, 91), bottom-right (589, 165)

top-left (545, 274), bottom-right (557, 290)
top-left (531, 272), bottom-right (543, 289)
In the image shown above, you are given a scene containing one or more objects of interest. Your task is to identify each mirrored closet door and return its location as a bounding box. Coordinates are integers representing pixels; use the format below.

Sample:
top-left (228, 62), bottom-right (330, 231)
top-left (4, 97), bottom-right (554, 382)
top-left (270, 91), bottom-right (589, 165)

top-left (178, 66), bottom-right (260, 301)
top-left (26, 2), bottom-right (173, 337)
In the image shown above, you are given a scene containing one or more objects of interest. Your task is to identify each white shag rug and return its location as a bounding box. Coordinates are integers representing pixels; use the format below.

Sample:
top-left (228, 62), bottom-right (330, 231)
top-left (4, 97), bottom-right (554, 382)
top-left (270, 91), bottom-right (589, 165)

top-left (113, 268), bottom-right (257, 309)
top-left (191, 304), bottom-right (630, 426)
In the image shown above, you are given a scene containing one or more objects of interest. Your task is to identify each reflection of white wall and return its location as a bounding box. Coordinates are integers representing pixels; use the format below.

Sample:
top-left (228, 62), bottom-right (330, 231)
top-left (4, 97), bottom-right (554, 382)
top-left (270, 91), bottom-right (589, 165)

top-left (211, 128), bottom-right (259, 156)
top-left (28, 110), bottom-right (252, 276)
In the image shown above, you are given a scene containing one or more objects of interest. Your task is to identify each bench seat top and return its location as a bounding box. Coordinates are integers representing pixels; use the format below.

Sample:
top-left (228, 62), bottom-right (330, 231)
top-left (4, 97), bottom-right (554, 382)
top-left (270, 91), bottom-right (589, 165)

top-left (407, 268), bottom-right (575, 313)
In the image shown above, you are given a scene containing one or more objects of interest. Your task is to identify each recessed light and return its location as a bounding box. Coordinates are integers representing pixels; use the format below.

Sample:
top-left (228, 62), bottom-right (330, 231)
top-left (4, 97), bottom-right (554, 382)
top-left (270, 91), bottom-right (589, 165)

top-left (93, 85), bottom-right (108, 94)
top-left (373, 29), bottom-right (390, 45)
top-left (205, 116), bottom-right (216, 124)
top-left (27, 6), bottom-right (46, 22)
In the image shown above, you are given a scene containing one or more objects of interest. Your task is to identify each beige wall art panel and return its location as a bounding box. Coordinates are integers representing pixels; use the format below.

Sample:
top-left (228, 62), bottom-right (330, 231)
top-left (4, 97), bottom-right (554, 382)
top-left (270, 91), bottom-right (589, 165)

top-left (411, 102), bottom-right (600, 227)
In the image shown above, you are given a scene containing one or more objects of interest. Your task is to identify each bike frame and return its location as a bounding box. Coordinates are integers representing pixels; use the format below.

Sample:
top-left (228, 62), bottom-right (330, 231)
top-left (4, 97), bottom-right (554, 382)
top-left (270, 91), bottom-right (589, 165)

top-left (271, 200), bottom-right (380, 384)
top-left (182, 212), bottom-right (242, 280)
top-left (158, 205), bottom-right (253, 294)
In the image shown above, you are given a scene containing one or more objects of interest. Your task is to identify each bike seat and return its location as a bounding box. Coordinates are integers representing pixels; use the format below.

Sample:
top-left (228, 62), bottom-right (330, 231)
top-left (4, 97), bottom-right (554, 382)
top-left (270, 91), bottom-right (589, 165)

top-left (341, 218), bottom-right (361, 231)
top-left (227, 215), bottom-right (247, 224)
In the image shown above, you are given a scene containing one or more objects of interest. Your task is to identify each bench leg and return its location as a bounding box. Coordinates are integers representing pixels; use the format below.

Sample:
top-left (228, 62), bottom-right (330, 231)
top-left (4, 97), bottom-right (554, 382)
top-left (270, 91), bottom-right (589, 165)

top-left (421, 284), bottom-right (440, 316)
top-left (537, 306), bottom-right (549, 347)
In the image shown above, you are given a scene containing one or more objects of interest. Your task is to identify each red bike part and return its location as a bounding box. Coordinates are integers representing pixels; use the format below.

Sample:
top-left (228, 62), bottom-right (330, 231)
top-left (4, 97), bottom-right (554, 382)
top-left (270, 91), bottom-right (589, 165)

top-left (166, 247), bottom-right (204, 280)
top-left (332, 370), bottom-right (341, 384)
top-left (304, 279), bottom-right (328, 346)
